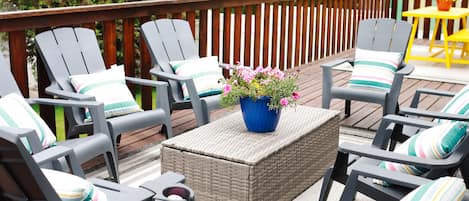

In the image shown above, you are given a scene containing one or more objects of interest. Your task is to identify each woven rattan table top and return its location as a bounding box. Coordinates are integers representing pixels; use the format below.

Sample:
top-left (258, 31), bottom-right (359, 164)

top-left (162, 105), bottom-right (340, 165)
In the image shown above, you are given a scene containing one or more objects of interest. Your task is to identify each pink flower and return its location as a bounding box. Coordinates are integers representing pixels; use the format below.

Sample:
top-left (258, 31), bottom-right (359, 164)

top-left (279, 98), bottom-right (289, 106)
top-left (292, 92), bottom-right (300, 100)
top-left (255, 66), bottom-right (264, 73)
top-left (262, 67), bottom-right (273, 75)
top-left (223, 84), bottom-right (232, 95)
top-left (272, 68), bottom-right (285, 80)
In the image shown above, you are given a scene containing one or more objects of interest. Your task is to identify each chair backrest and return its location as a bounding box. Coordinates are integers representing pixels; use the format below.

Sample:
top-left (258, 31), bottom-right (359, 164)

top-left (356, 18), bottom-right (412, 61)
top-left (141, 19), bottom-right (199, 101)
top-left (0, 128), bottom-right (61, 201)
top-left (0, 55), bottom-right (23, 97)
top-left (35, 27), bottom-right (108, 128)
top-left (35, 27), bottom-right (107, 92)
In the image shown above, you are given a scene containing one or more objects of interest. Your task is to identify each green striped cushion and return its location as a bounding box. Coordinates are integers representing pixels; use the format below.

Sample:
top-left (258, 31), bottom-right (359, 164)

top-left (69, 65), bottom-right (142, 122)
top-left (401, 177), bottom-right (466, 201)
top-left (348, 48), bottom-right (402, 91)
top-left (435, 84), bottom-right (469, 124)
top-left (42, 168), bottom-right (107, 201)
top-left (0, 93), bottom-right (56, 153)
top-left (375, 122), bottom-right (467, 185)
top-left (169, 56), bottom-right (224, 100)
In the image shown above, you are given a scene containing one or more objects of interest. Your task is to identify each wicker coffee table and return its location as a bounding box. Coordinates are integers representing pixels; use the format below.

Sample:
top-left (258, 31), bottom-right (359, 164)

top-left (161, 106), bottom-right (340, 201)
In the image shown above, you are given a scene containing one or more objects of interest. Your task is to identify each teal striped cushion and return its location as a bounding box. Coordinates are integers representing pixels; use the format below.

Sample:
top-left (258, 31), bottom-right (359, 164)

top-left (375, 122), bottom-right (467, 185)
top-left (0, 93), bottom-right (56, 153)
top-left (435, 84), bottom-right (469, 124)
top-left (42, 168), bottom-right (107, 201)
top-left (69, 65), bottom-right (142, 122)
top-left (169, 56), bottom-right (224, 100)
top-left (348, 48), bottom-right (402, 91)
top-left (401, 177), bottom-right (466, 201)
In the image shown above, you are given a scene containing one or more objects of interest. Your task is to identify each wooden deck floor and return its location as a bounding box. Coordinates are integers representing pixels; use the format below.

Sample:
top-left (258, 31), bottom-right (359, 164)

top-left (111, 49), bottom-right (464, 164)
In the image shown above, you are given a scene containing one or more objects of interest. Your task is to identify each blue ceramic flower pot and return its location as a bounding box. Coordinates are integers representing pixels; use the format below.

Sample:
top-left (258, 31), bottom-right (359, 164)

top-left (239, 96), bottom-right (281, 133)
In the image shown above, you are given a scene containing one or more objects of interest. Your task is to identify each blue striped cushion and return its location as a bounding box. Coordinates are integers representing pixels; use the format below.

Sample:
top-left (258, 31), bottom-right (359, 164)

top-left (348, 48), bottom-right (402, 91)
top-left (69, 65), bottom-right (142, 122)
top-left (42, 168), bottom-right (107, 201)
top-left (435, 84), bottom-right (469, 124)
top-left (0, 93), bottom-right (56, 153)
top-left (374, 122), bottom-right (467, 186)
top-left (169, 56), bottom-right (224, 100)
top-left (401, 177), bottom-right (466, 201)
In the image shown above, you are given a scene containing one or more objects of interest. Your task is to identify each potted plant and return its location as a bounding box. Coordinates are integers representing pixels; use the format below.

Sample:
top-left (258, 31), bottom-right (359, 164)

top-left (221, 65), bottom-right (300, 133)
top-left (437, 0), bottom-right (456, 11)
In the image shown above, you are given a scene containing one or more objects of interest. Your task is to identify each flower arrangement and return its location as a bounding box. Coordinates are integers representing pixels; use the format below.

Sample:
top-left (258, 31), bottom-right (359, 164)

top-left (220, 65), bottom-right (300, 110)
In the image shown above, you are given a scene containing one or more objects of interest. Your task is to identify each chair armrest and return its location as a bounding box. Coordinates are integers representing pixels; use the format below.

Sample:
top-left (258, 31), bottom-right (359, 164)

top-left (409, 88), bottom-right (456, 108)
top-left (0, 127), bottom-right (42, 154)
top-left (415, 88), bottom-right (457, 97)
top-left (320, 58), bottom-right (353, 69)
top-left (28, 98), bottom-right (109, 135)
top-left (150, 68), bottom-right (192, 82)
top-left (371, 115), bottom-right (435, 148)
top-left (339, 142), bottom-right (462, 169)
top-left (381, 114), bottom-right (435, 129)
top-left (400, 107), bottom-right (469, 122)
top-left (125, 76), bottom-right (168, 88)
top-left (46, 85), bottom-right (95, 101)
top-left (395, 63), bottom-right (414, 75)
top-left (33, 146), bottom-right (85, 178)
top-left (349, 164), bottom-right (430, 189)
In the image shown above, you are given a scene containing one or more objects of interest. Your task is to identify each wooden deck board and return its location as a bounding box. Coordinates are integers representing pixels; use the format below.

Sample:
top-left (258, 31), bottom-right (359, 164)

top-left (83, 49), bottom-right (465, 170)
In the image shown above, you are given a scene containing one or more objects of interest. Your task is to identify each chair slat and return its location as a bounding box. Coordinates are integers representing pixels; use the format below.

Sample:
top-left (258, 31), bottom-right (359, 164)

top-left (155, 19), bottom-right (185, 61)
top-left (35, 30), bottom-right (75, 91)
top-left (74, 28), bottom-right (107, 73)
top-left (51, 28), bottom-right (89, 75)
top-left (0, 56), bottom-right (22, 96)
top-left (172, 20), bottom-right (198, 60)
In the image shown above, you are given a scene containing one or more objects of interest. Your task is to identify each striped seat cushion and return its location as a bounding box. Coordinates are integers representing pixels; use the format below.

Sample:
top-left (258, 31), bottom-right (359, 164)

top-left (348, 48), bottom-right (402, 91)
top-left (69, 65), bottom-right (142, 122)
top-left (375, 122), bottom-right (467, 185)
top-left (401, 177), bottom-right (466, 201)
top-left (435, 84), bottom-right (469, 124)
top-left (42, 168), bottom-right (107, 201)
top-left (169, 56), bottom-right (224, 100)
top-left (0, 93), bottom-right (56, 153)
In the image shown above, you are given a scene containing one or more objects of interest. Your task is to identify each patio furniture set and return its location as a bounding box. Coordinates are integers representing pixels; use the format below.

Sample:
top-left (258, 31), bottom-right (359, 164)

top-left (1, 12), bottom-right (469, 201)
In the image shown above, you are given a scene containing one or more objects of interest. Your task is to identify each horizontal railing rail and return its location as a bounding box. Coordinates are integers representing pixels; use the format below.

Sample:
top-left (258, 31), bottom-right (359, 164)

top-left (0, 0), bottom-right (396, 136)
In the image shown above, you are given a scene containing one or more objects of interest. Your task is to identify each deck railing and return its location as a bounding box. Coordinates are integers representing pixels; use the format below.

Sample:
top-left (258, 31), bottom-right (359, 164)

top-left (0, 0), bottom-right (396, 134)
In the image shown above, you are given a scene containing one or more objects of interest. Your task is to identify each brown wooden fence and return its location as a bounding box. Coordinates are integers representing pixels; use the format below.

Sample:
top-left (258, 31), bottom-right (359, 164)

top-left (0, 0), bottom-right (396, 135)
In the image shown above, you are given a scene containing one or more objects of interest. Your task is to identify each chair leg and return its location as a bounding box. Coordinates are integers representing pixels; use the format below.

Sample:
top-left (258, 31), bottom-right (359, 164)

top-left (319, 168), bottom-right (334, 201)
top-left (103, 150), bottom-right (120, 183)
top-left (345, 100), bottom-right (351, 117)
top-left (319, 152), bottom-right (350, 201)
top-left (339, 171), bottom-right (360, 201)
top-left (164, 120), bottom-right (174, 139)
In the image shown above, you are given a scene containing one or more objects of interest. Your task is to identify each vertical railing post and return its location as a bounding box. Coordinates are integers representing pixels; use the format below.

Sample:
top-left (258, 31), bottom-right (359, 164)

top-left (103, 20), bottom-right (117, 68)
top-left (8, 31), bottom-right (29, 97)
top-left (123, 18), bottom-right (136, 95)
top-left (199, 9), bottom-right (208, 57)
top-left (139, 16), bottom-right (153, 110)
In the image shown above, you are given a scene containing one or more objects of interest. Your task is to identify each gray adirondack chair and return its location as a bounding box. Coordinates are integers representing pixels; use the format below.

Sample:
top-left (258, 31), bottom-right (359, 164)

top-left (340, 164), bottom-right (469, 201)
top-left (0, 55), bottom-right (118, 182)
top-left (0, 128), bottom-right (195, 201)
top-left (389, 87), bottom-right (469, 150)
top-left (322, 18), bottom-right (414, 116)
top-left (141, 19), bottom-right (222, 126)
top-left (319, 114), bottom-right (469, 201)
top-left (35, 27), bottom-right (173, 158)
